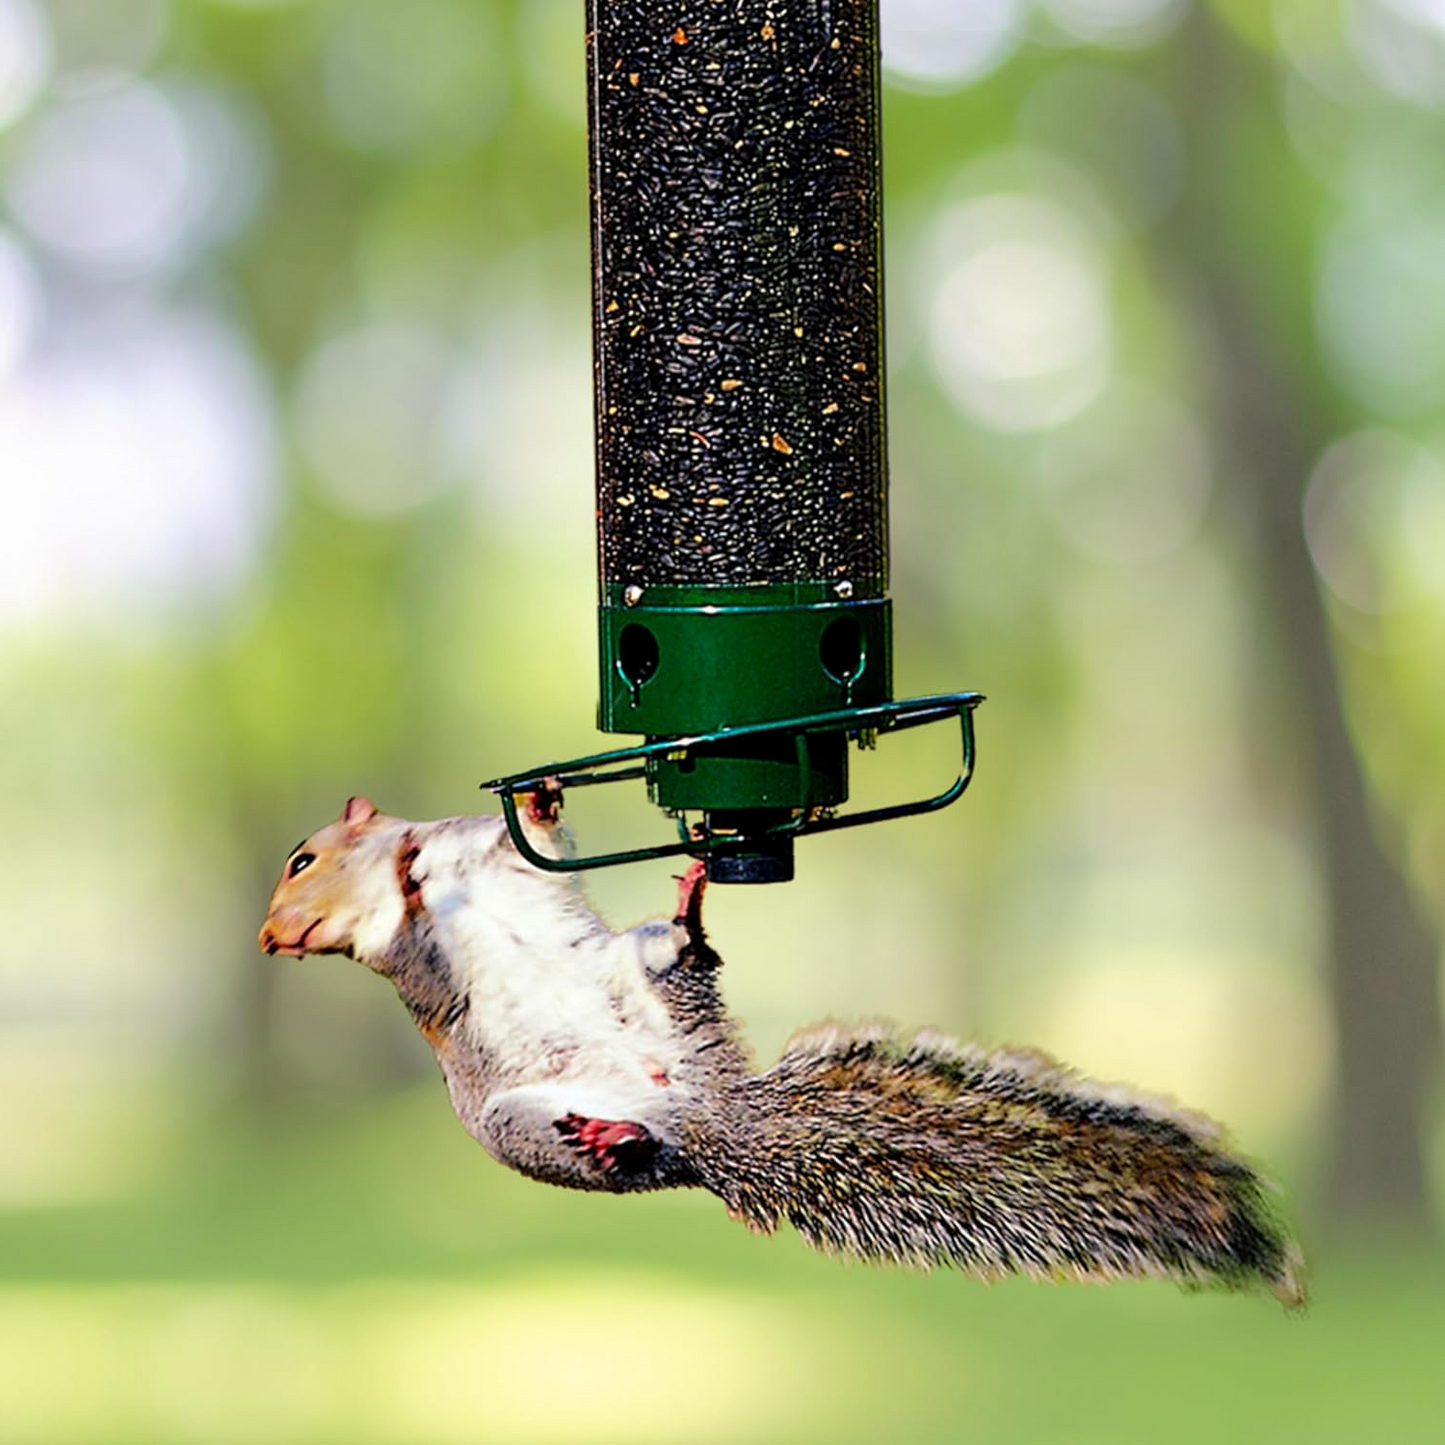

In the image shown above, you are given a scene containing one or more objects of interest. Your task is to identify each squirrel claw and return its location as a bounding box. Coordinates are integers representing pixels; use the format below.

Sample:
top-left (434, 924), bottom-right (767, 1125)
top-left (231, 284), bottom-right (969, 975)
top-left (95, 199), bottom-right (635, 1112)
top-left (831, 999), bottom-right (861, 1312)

top-left (554, 1112), bottom-right (657, 1173)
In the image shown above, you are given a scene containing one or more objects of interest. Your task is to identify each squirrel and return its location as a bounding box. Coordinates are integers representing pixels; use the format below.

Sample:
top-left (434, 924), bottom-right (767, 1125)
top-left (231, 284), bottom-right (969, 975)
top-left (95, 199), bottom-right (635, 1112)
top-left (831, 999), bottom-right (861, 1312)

top-left (259, 790), bottom-right (1304, 1308)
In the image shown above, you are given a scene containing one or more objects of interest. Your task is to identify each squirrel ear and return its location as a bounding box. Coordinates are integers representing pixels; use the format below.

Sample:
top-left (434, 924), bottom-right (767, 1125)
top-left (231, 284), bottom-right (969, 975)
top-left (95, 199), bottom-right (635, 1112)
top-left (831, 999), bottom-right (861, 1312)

top-left (343, 796), bottom-right (377, 826)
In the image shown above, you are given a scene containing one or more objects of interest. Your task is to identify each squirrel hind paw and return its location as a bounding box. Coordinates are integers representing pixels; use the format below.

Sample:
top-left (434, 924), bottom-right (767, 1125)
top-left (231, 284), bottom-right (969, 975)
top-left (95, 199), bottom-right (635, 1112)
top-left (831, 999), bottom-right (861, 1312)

top-left (554, 1113), bottom-right (659, 1175)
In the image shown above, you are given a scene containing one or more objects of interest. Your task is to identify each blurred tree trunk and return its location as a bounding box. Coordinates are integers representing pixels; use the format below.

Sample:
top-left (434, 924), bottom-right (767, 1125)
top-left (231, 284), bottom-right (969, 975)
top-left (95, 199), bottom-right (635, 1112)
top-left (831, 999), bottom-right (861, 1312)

top-left (1164, 9), bottom-right (1442, 1233)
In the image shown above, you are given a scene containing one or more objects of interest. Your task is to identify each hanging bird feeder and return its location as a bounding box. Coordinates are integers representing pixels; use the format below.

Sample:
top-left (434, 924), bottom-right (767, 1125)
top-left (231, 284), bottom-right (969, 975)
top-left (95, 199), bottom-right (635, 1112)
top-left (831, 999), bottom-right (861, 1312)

top-left (485, 0), bottom-right (981, 881)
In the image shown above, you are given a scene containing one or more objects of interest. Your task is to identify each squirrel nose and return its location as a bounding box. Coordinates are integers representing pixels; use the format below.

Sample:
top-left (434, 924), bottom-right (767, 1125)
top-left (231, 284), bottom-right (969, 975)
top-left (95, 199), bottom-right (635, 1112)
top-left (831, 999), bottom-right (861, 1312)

top-left (259, 927), bottom-right (279, 956)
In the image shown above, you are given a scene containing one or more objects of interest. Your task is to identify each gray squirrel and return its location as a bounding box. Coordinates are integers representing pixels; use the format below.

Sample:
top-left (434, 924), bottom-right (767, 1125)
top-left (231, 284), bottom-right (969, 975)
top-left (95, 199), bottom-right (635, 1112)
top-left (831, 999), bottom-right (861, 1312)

top-left (258, 790), bottom-right (1304, 1306)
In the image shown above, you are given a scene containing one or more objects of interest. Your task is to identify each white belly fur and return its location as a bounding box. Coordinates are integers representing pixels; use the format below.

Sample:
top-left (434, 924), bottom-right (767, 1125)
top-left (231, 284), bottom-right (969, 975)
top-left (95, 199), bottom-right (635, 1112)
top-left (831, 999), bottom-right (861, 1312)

top-left (412, 821), bottom-right (684, 1094)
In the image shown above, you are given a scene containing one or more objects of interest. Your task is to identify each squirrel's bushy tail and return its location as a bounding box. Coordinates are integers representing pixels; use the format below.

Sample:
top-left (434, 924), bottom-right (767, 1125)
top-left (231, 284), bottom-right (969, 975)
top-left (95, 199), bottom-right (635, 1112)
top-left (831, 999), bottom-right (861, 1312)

top-left (710, 1025), bottom-right (1304, 1307)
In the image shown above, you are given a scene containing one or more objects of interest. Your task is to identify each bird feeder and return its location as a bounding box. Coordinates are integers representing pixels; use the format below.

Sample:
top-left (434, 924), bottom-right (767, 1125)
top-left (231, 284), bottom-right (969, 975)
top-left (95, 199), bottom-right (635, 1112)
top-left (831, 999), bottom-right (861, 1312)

top-left (485, 0), bottom-right (981, 881)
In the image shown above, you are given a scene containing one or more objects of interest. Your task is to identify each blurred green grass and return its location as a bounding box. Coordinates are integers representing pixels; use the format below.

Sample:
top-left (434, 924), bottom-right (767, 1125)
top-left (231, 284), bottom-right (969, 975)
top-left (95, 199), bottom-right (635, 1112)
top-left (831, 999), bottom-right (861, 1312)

top-left (2, 1085), bottom-right (1439, 1445)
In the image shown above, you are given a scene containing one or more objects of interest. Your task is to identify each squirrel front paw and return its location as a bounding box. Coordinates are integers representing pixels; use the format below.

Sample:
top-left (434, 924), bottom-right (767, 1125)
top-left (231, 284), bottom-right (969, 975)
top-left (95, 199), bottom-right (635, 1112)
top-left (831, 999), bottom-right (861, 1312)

top-left (671, 860), bottom-right (718, 969)
top-left (523, 777), bottom-right (565, 826)
top-left (554, 1113), bottom-right (658, 1175)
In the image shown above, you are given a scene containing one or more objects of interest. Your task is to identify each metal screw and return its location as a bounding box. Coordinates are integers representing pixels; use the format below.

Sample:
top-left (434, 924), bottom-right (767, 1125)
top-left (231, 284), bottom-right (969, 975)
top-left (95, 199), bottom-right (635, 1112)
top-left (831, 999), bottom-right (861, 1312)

top-left (624, 584), bottom-right (643, 607)
top-left (834, 580), bottom-right (854, 599)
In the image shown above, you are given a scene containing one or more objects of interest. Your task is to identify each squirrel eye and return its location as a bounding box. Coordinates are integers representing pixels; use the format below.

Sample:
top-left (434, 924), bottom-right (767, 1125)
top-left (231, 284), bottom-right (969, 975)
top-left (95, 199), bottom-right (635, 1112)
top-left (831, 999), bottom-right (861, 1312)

top-left (288, 852), bottom-right (316, 878)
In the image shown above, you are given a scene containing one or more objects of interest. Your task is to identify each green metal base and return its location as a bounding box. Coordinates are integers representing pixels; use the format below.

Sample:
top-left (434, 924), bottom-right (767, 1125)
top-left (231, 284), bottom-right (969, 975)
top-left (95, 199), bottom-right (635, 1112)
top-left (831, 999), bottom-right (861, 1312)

top-left (598, 582), bottom-right (891, 735)
top-left (598, 581), bottom-right (889, 823)
top-left (645, 731), bottom-right (847, 813)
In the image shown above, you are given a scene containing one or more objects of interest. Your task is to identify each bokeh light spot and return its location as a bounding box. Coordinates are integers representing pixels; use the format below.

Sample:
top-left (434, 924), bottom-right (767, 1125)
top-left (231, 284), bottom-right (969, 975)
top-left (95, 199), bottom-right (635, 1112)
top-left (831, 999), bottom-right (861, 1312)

top-left (1304, 429), bottom-right (1445, 614)
top-left (927, 192), bottom-right (1112, 433)
top-left (1349, 0), bottom-right (1445, 107)
top-left (447, 304), bottom-right (594, 533)
top-left (2, 75), bottom-right (266, 277)
top-left (0, 0), bottom-right (52, 132)
top-left (0, 227), bottom-right (43, 383)
top-left (4, 81), bottom-right (187, 273)
top-left (295, 321), bottom-right (455, 517)
top-left (0, 305), bottom-right (276, 624)
top-left (1038, 0), bottom-right (1189, 50)
top-left (879, 0), bottom-right (1019, 91)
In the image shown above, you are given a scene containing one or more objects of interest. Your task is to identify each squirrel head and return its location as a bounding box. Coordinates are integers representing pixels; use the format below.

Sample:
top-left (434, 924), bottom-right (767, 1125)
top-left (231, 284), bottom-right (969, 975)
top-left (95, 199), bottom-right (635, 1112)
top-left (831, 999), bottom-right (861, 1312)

top-left (258, 796), bottom-right (409, 965)
top-left (258, 788), bottom-right (579, 970)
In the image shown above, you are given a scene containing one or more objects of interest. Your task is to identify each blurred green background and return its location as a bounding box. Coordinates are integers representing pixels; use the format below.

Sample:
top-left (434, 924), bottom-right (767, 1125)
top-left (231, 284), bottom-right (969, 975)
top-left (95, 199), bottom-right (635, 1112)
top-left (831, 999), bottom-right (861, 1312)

top-left (1, 0), bottom-right (1442, 1440)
